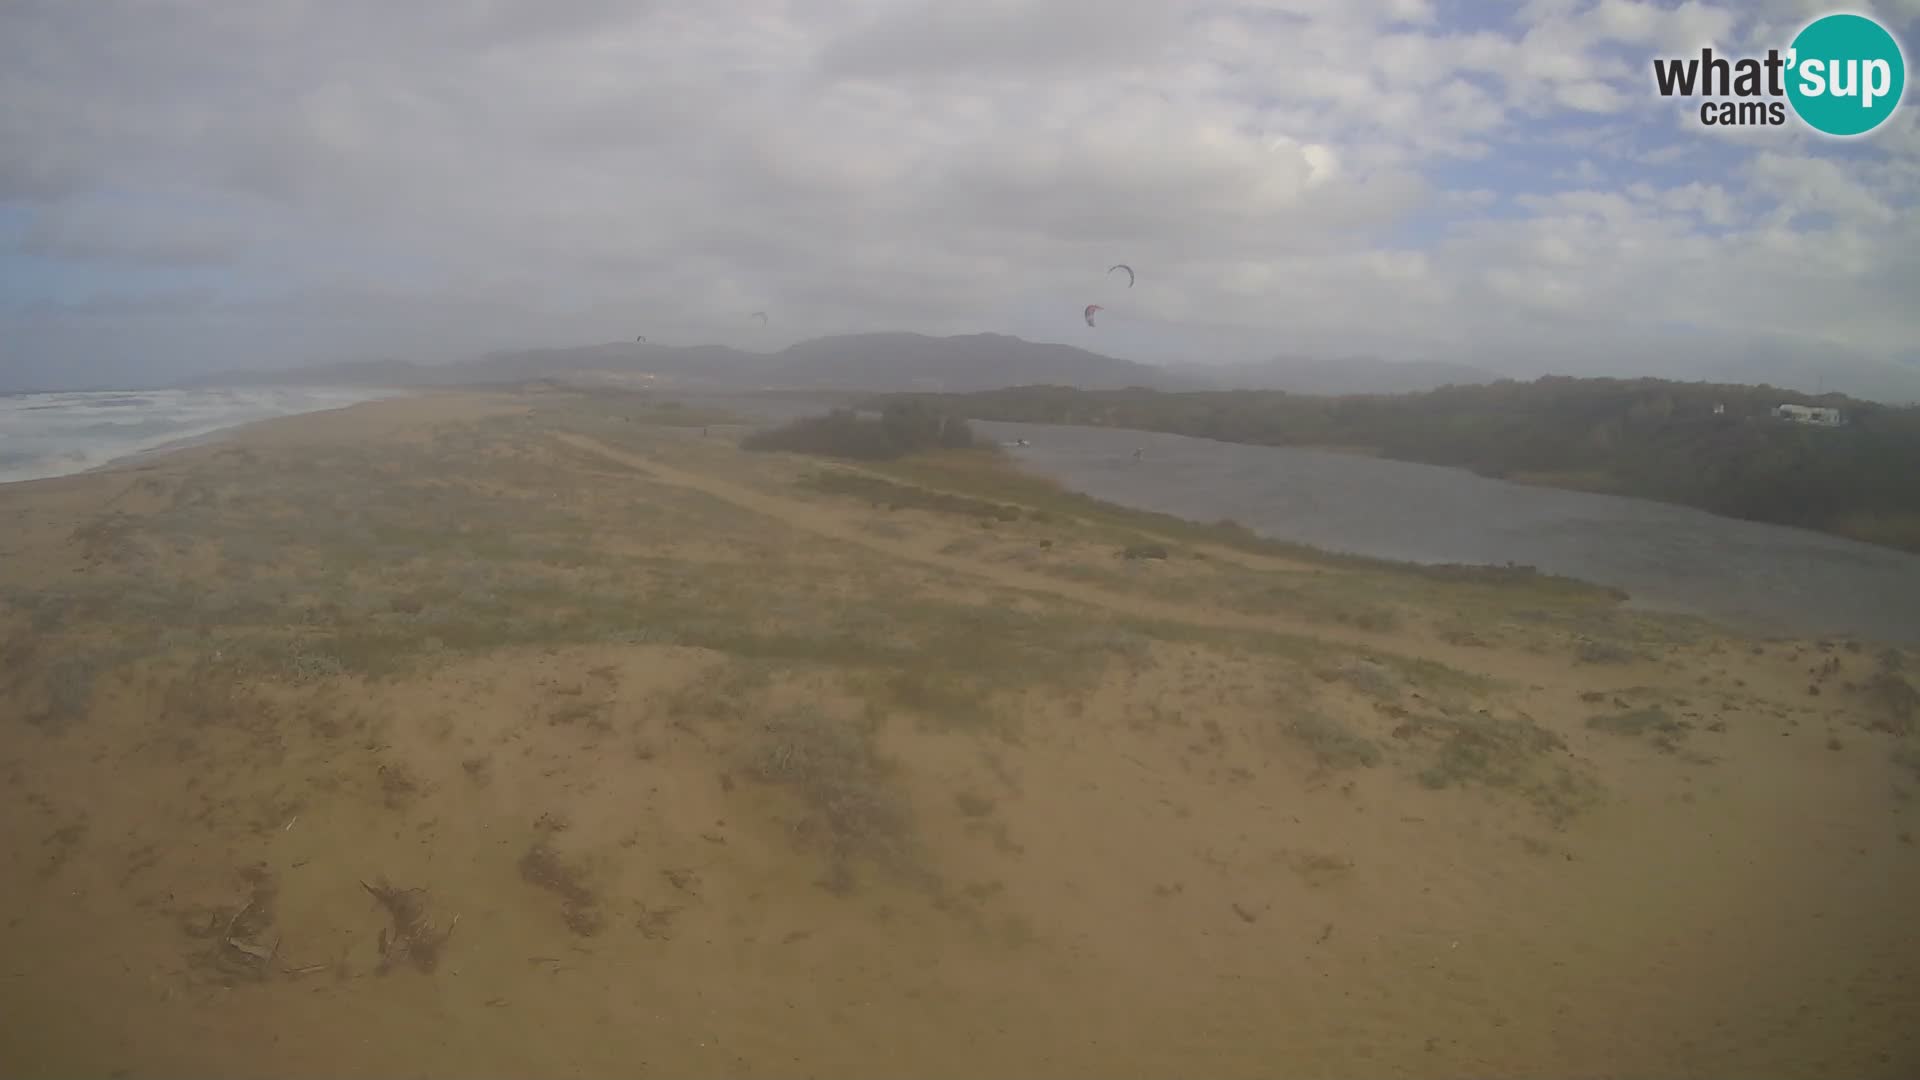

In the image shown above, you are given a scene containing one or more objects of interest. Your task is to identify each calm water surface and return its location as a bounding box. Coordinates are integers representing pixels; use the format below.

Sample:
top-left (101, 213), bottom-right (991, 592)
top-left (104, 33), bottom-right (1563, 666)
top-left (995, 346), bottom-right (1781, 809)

top-left (688, 396), bottom-right (1920, 644)
top-left (978, 422), bottom-right (1920, 645)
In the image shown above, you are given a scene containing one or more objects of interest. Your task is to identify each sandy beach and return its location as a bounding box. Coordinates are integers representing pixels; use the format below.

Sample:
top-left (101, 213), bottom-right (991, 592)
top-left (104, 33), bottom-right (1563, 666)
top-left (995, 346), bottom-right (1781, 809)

top-left (3, 387), bottom-right (1916, 1078)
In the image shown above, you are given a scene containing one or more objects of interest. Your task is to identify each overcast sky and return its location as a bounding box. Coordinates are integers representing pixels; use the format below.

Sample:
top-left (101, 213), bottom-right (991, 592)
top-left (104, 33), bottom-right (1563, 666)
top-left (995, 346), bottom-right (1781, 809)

top-left (3, 0), bottom-right (1919, 397)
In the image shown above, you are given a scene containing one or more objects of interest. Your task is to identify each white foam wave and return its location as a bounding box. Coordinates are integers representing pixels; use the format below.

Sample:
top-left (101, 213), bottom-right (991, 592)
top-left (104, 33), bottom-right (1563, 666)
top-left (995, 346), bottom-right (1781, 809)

top-left (0, 387), bottom-right (406, 484)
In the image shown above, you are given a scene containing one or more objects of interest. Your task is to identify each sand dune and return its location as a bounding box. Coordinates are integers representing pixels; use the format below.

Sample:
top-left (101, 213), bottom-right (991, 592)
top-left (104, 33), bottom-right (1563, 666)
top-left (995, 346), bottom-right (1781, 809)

top-left (2, 388), bottom-right (1916, 1078)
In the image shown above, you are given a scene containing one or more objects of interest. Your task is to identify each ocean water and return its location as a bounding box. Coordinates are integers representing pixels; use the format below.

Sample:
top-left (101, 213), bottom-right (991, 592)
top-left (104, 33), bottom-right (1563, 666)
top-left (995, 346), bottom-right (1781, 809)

top-left (0, 387), bottom-right (404, 484)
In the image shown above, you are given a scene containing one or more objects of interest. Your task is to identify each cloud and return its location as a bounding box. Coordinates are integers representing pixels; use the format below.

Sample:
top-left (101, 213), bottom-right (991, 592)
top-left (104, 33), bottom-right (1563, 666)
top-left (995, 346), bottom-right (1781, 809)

top-left (0, 0), bottom-right (1916, 399)
top-left (818, 0), bottom-right (1180, 79)
top-left (1747, 152), bottom-right (1900, 224)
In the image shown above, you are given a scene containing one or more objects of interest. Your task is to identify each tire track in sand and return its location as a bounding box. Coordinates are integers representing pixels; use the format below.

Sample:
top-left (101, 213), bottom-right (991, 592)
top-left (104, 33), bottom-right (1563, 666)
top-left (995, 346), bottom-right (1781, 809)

top-left (551, 433), bottom-right (1517, 678)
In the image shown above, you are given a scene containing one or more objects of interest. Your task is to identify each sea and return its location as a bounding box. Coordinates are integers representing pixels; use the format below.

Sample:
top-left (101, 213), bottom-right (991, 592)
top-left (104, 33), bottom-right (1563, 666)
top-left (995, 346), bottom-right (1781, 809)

top-left (0, 387), bottom-right (404, 485)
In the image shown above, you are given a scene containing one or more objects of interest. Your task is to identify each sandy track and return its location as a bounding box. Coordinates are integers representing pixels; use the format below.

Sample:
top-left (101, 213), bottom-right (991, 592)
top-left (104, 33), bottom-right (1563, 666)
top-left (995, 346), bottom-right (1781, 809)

top-left (552, 432), bottom-right (1526, 678)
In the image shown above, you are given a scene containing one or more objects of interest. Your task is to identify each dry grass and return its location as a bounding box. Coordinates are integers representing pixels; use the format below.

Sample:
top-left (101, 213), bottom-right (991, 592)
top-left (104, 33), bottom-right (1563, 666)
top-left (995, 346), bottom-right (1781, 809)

top-left (517, 843), bottom-right (604, 937)
top-left (799, 470), bottom-right (1023, 522)
top-left (1402, 711), bottom-right (1597, 823)
top-left (1862, 662), bottom-right (1918, 735)
top-left (1284, 712), bottom-right (1384, 771)
top-left (1575, 639), bottom-right (1639, 665)
top-left (746, 706), bottom-right (914, 889)
top-left (1587, 707), bottom-right (1690, 752)
top-left (1317, 657), bottom-right (1400, 699)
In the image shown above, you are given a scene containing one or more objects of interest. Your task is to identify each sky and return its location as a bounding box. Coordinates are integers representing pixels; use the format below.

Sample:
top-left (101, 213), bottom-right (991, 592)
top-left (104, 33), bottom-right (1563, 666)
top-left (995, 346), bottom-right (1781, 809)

top-left (3, 0), bottom-right (1919, 398)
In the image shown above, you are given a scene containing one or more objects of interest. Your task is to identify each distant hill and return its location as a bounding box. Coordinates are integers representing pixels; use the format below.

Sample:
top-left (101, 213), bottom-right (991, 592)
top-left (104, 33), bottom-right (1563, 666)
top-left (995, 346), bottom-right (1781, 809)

top-left (157, 334), bottom-right (1920, 406)
top-left (171, 333), bottom-right (1166, 394)
top-left (467, 333), bottom-right (1166, 393)
top-left (769, 333), bottom-right (1164, 391)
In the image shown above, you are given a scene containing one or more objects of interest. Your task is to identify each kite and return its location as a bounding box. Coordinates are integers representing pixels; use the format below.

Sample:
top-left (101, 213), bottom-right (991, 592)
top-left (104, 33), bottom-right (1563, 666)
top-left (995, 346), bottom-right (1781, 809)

top-left (1108, 264), bottom-right (1134, 288)
top-left (1084, 304), bottom-right (1104, 327)
top-left (751, 311), bottom-right (769, 325)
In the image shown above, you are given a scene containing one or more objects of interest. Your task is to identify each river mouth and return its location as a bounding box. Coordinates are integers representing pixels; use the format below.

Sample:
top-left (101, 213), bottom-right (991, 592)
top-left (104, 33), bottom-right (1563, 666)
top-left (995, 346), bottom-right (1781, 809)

top-left (970, 421), bottom-right (1920, 646)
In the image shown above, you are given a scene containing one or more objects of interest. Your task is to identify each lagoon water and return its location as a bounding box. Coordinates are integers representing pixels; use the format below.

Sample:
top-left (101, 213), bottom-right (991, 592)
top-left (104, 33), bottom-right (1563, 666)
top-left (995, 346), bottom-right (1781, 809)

top-left (973, 421), bottom-right (1920, 645)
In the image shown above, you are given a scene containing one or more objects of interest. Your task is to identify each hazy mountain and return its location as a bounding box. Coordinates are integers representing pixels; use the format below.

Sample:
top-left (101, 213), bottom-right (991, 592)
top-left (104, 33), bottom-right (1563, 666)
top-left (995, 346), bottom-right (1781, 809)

top-left (150, 333), bottom-right (1920, 405)
top-left (166, 333), bottom-right (1165, 394)
top-left (769, 333), bottom-right (1164, 391)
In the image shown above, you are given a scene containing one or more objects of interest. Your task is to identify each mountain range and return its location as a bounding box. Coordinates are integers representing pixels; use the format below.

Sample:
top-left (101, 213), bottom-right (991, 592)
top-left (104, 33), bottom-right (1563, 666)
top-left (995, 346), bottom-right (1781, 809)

top-left (155, 331), bottom-right (1920, 403)
top-left (171, 333), bottom-right (1500, 397)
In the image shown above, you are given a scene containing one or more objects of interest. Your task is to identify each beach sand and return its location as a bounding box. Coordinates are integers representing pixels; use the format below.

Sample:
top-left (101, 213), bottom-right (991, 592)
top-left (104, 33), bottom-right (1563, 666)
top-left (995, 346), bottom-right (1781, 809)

top-left (3, 387), bottom-right (1916, 1078)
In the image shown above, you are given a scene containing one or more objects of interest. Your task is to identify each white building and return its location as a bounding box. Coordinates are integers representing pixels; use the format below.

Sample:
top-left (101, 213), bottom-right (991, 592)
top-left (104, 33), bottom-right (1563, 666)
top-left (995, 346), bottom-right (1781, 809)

top-left (1773, 403), bottom-right (1845, 426)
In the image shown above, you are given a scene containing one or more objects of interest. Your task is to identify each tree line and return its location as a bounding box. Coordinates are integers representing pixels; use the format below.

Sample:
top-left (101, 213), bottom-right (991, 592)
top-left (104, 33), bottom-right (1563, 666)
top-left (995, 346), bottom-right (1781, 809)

top-left (741, 400), bottom-right (981, 460)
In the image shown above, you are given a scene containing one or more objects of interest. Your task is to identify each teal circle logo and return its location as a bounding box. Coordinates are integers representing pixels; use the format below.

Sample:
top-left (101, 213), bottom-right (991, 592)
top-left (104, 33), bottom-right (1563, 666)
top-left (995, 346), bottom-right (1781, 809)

top-left (1786, 13), bottom-right (1906, 136)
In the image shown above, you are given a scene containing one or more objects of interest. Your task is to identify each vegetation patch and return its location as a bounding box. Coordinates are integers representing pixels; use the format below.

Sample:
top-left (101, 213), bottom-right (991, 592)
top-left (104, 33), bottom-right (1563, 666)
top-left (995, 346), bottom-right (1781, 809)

top-left (1862, 655), bottom-right (1917, 735)
top-left (880, 669), bottom-right (1003, 732)
top-left (1574, 639), bottom-right (1639, 665)
top-left (745, 706), bottom-right (914, 889)
top-left (1316, 658), bottom-right (1400, 699)
top-left (800, 470), bottom-right (1022, 522)
top-left (1399, 710), bottom-right (1596, 822)
top-left (743, 402), bottom-right (981, 461)
top-left (953, 791), bottom-right (996, 818)
top-left (1284, 712), bottom-right (1383, 770)
top-left (518, 842), bottom-right (604, 937)
top-left (1587, 707), bottom-right (1690, 752)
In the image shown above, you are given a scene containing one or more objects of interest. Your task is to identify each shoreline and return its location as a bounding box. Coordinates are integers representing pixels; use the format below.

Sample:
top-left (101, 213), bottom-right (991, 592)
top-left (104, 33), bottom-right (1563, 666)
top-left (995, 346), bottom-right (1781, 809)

top-left (0, 385), bottom-right (415, 487)
top-left (114, 389), bottom-right (420, 467)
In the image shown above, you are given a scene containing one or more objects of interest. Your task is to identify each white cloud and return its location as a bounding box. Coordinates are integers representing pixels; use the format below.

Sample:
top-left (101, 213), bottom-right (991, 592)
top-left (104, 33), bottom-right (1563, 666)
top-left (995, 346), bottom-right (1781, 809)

top-left (1583, 0), bottom-right (1737, 48)
top-left (1747, 152), bottom-right (1900, 224)
top-left (1556, 80), bottom-right (1631, 111)
top-left (0, 0), bottom-right (1915, 398)
top-left (1653, 181), bottom-right (1739, 225)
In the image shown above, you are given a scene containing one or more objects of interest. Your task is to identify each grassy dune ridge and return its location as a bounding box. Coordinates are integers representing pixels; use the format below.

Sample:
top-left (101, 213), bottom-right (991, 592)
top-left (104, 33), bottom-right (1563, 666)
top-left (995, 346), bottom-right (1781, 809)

top-left (2, 387), bottom-right (1917, 1078)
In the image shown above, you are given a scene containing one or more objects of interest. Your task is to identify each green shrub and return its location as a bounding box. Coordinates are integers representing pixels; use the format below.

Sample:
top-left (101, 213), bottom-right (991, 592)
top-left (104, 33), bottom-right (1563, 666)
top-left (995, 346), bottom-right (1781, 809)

top-left (743, 402), bottom-right (979, 461)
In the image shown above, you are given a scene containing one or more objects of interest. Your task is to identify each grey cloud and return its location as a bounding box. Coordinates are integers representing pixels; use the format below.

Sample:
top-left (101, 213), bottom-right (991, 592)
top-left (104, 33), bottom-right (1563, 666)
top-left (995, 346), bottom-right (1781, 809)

top-left (818, 0), bottom-right (1179, 79)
